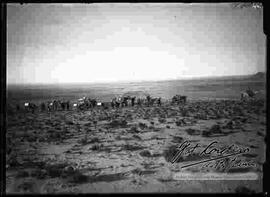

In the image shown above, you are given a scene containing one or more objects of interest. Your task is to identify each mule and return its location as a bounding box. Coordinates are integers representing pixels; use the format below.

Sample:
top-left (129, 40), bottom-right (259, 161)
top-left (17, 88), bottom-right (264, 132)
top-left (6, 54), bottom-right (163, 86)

top-left (241, 92), bottom-right (250, 101)
top-left (24, 102), bottom-right (37, 113)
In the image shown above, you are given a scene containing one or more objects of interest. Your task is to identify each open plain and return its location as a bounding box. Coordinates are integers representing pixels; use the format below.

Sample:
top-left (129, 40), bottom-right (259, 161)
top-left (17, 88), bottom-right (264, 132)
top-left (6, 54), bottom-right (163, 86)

top-left (6, 75), bottom-right (266, 193)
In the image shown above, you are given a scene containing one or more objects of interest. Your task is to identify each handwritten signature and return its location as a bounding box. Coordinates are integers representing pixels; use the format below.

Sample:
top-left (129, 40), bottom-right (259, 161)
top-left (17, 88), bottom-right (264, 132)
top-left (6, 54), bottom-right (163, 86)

top-left (170, 140), bottom-right (256, 171)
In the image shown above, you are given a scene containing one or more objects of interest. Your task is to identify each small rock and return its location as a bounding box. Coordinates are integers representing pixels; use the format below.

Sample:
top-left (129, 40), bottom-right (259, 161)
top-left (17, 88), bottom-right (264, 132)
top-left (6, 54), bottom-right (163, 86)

top-left (64, 166), bottom-right (75, 174)
top-left (139, 150), bottom-right (152, 157)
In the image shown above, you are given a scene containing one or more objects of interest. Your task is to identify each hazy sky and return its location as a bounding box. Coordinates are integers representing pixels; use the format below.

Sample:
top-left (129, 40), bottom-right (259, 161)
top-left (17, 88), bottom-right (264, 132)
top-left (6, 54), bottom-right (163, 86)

top-left (7, 3), bottom-right (265, 84)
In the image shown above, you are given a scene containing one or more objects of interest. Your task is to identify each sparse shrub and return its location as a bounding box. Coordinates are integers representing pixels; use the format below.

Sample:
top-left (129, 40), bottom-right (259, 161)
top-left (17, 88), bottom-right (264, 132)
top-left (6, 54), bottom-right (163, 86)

top-left (16, 170), bottom-right (29, 178)
top-left (138, 122), bottom-right (148, 130)
top-left (209, 124), bottom-right (222, 134)
top-left (17, 180), bottom-right (37, 193)
top-left (143, 115), bottom-right (150, 120)
top-left (64, 166), bottom-right (75, 174)
top-left (169, 112), bottom-right (177, 117)
top-left (240, 117), bottom-right (248, 123)
top-left (38, 137), bottom-right (46, 142)
top-left (89, 137), bottom-right (100, 143)
top-left (93, 120), bottom-right (97, 128)
top-left (185, 128), bottom-right (201, 136)
top-left (56, 127), bottom-right (61, 130)
top-left (45, 163), bottom-right (68, 178)
top-left (159, 114), bottom-right (166, 119)
top-left (91, 143), bottom-right (103, 151)
top-left (158, 118), bottom-right (166, 123)
top-left (172, 136), bottom-right (183, 143)
top-left (84, 122), bottom-right (92, 127)
top-left (109, 119), bottom-right (127, 128)
top-left (257, 131), bottom-right (264, 137)
top-left (149, 125), bottom-right (155, 130)
top-left (68, 171), bottom-right (88, 183)
top-left (115, 135), bottom-right (122, 140)
top-left (181, 109), bottom-right (189, 117)
top-left (235, 186), bottom-right (255, 194)
top-left (123, 144), bottom-right (144, 151)
top-left (78, 135), bottom-right (88, 145)
top-left (133, 134), bottom-right (142, 140)
top-left (139, 150), bottom-right (152, 157)
top-left (130, 126), bottom-right (141, 133)
top-left (126, 114), bottom-right (133, 120)
top-left (166, 125), bottom-right (170, 129)
top-left (139, 150), bottom-right (161, 157)
top-left (31, 161), bottom-right (46, 169)
top-left (215, 113), bottom-right (222, 119)
top-left (175, 119), bottom-right (185, 126)
top-left (47, 129), bottom-right (54, 134)
top-left (202, 130), bottom-right (211, 137)
top-left (7, 153), bottom-right (20, 168)
top-left (153, 127), bottom-right (161, 132)
top-left (260, 121), bottom-right (265, 125)
top-left (30, 169), bottom-right (47, 179)
top-left (49, 132), bottom-right (62, 140)
top-left (66, 121), bottom-right (74, 125)
top-left (27, 135), bottom-right (37, 142)
top-left (61, 166), bottom-right (76, 178)
top-left (195, 113), bottom-right (207, 120)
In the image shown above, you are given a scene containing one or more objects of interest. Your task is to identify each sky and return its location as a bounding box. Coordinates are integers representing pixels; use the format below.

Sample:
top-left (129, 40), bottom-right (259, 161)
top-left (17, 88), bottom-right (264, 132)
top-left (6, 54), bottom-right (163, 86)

top-left (7, 3), bottom-right (265, 84)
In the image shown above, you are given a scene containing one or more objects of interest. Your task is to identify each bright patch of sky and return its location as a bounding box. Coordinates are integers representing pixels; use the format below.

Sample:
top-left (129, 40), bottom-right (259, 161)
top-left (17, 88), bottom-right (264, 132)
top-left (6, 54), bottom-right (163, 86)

top-left (7, 3), bottom-right (265, 84)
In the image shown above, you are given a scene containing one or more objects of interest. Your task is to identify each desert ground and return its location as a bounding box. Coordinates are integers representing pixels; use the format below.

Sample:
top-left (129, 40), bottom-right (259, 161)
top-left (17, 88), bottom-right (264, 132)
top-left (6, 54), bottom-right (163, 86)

top-left (6, 76), bottom-right (266, 193)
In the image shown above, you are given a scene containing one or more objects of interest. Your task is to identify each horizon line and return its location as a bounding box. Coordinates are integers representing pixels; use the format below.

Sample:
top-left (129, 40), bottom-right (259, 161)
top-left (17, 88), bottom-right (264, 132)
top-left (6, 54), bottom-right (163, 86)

top-left (7, 72), bottom-right (264, 86)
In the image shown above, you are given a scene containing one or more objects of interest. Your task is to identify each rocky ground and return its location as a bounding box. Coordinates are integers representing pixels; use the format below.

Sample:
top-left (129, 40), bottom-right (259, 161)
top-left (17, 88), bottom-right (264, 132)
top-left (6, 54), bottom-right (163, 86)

top-left (6, 99), bottom-right (266, 193)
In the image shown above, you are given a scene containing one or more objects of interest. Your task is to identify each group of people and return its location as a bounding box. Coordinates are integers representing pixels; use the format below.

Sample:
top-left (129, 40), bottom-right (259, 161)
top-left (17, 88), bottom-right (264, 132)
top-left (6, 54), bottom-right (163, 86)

top-left (74, 97), bottom-right (98, 110)
top-left (22, 100), bottom-right (71, 113)
top-left (111, 96), bottom-right (135, 108)
top-left (171, 95), bottom-right (187, 104)
top-left (21, 95), bottom-right (164, 113)
top-left (19, 94), bottom-right (188, 113)
top-left (241, 87), bottom-right (258, 101)
top-left (110, 95), bottom-right (162, 108)
top-left (19, 87), bottom-right (259, 113)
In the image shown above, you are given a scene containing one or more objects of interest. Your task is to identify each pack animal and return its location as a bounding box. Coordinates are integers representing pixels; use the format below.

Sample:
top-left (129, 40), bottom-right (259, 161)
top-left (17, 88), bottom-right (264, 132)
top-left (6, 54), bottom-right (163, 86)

top-left (24, 102), bottom-right (37, 113)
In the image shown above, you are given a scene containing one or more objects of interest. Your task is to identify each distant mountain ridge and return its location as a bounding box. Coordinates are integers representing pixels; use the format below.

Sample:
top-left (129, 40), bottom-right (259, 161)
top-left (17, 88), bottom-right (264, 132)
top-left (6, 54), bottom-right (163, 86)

top-left (251, 72), bottom-right (266, 78)
top-left (172, 72), bottom-right (266, 81)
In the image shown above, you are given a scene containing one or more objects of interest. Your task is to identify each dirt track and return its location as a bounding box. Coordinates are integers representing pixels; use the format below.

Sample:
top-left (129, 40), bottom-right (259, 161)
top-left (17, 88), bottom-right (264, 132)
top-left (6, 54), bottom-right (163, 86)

top-left (6, 99), bottom-right (266, 193)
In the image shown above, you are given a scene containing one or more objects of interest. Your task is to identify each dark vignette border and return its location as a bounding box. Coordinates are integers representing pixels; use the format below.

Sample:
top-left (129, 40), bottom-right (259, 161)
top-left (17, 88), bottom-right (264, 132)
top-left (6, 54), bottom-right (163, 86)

top-left (263, 1), bottom-right (269, 196)
top-left (0, 2), bottom-right (6, 196)
top-left (0, 0), bottom-right (268, 196)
